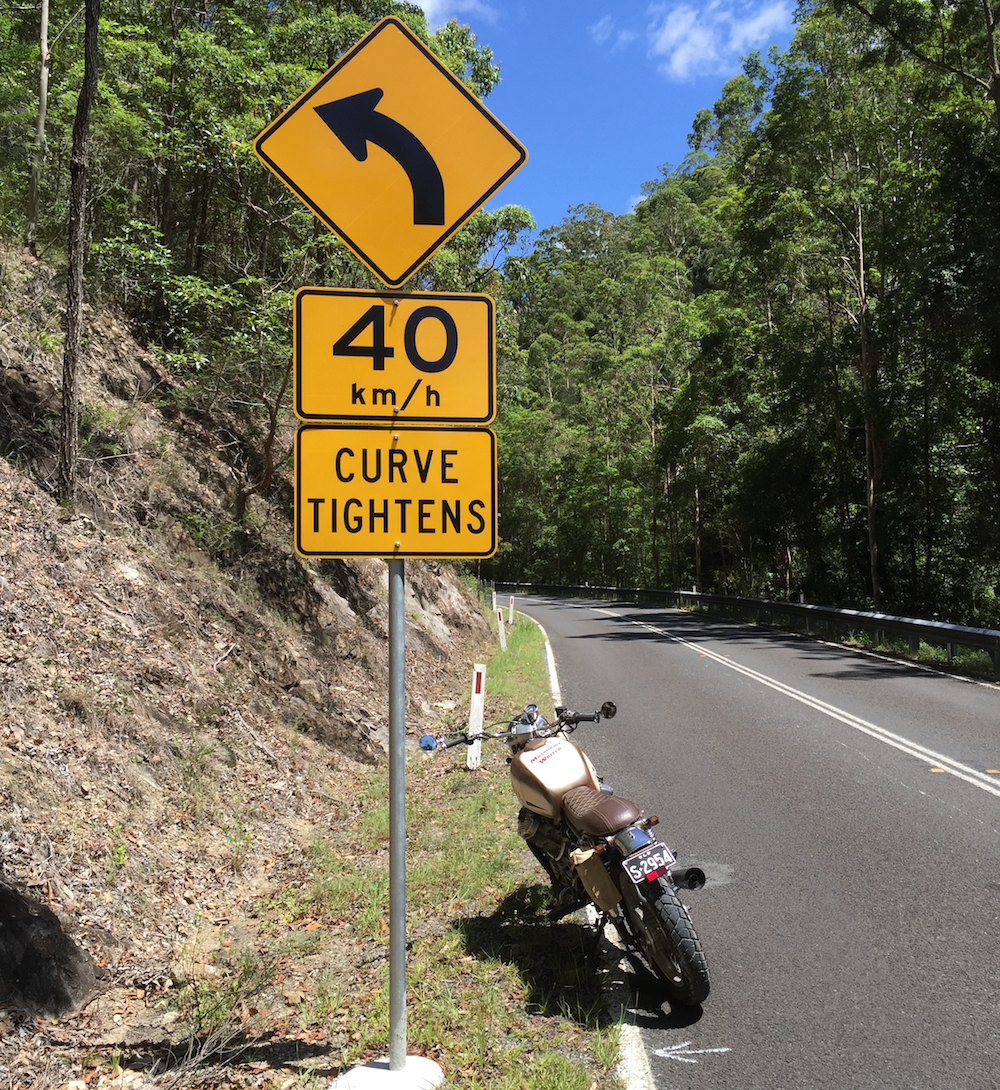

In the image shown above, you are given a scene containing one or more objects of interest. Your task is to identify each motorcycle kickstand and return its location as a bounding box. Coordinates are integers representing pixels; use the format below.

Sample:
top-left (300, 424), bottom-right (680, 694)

top-left (587, 909), bottom-right (610, 959)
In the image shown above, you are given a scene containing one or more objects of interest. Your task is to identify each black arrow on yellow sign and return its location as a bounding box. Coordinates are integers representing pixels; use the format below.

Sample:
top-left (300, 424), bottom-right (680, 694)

top-left (314, 88), bottom-right (446, 226)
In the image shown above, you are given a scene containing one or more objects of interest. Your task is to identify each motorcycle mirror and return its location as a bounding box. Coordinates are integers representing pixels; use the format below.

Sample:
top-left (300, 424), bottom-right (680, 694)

top-left (600, 701), bottom-right (617, 720)
top-left (418, 735), bottom-right (438, 751)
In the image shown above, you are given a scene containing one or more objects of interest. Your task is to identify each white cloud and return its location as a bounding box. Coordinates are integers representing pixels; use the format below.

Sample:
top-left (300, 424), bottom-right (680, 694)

top-left (419, 0), bottom-right (499, 30)
top-left (648, 0), bottom-right (792, 80)
top-left (590, 15), bottom-right (639, 51)
top-left (590, 14), bottom-right (615, 46)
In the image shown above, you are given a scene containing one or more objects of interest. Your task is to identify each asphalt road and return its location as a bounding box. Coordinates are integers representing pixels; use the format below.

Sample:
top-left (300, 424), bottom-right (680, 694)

top-left (513, 595), bottom-right (1000, 1090)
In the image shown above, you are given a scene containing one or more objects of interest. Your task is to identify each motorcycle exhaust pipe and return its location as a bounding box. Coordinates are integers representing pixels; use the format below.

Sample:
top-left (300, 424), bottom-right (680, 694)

top-left (670, 865), bottom-right (707, 891)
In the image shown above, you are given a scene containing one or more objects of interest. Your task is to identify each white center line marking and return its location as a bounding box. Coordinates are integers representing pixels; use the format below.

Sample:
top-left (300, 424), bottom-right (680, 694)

top-left (594, 607), bottom-right (1000, 800)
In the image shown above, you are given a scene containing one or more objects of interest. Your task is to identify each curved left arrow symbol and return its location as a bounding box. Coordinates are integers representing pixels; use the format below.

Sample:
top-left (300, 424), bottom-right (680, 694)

top-left (315, 88), bottom-right (445, 225)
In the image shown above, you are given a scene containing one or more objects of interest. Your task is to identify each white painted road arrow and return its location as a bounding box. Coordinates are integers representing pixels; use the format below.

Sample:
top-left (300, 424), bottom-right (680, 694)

top-left (652, 1042), bottom-right (732, 1064)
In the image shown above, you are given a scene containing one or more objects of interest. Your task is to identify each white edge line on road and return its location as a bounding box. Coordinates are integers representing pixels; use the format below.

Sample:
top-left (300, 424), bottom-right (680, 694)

top-left (593, 607), bottom-right (1000, 800)
top-left (518, 610), bottom-right (562, 709)
top-left (518, 611), bottom-right (653, 1090)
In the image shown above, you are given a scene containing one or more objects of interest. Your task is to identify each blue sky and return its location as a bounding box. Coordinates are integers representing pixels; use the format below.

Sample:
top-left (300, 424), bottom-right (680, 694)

top-left (418, 1), bottom-right (797, 237)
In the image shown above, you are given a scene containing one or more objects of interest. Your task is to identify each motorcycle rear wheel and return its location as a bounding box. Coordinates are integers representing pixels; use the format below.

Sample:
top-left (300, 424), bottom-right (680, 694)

top-left (619, 877), bottom-right (710, 1006)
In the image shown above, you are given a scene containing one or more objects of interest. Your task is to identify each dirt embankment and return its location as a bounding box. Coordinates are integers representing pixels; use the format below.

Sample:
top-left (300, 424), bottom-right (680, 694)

top-left (0, 248), bottom-right (493, 1087)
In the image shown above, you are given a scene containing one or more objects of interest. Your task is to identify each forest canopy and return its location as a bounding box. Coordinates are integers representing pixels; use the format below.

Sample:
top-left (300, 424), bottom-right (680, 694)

top-left (487, 0), bottom-right (1000, 627)
top-left (3, 0), bottom-right (999, 626)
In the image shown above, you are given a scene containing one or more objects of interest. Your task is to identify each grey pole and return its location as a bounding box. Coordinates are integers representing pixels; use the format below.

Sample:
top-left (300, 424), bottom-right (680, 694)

top-left (328, 557), bottom-right (443, 1089)
top-left (388, 557), bottom-right (406, 1070)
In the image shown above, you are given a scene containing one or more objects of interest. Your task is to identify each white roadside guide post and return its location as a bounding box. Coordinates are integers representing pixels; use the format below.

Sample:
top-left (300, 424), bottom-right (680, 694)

top-left (466, 663), bottom-right (486, 770)
top-left (252, 16), bottom-right (526, 1089)
top-left (508, 595), bottom-right (515, 624)
top-left (491, 588), bottom-right (497, 612)
top-left (496, 608), bottom-right (507, 651)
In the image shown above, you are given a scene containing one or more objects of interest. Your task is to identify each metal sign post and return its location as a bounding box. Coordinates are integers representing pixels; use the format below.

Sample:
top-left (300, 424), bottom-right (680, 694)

top-left (388, 558), bottom-right (407, 1069)
top-left (335, 557), bottom-right (441, 1090)
top-left (253, 15), bottom-right (525, 1086)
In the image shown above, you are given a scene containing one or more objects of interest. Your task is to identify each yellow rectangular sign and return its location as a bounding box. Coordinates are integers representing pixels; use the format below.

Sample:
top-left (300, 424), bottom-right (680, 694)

top-left (295, 288), bottom-right (494, 424)
top-left (295, 425), bottom-right (496, 558)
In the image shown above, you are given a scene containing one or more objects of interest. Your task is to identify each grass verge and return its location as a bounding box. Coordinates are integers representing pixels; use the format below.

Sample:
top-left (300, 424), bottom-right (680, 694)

top-left (155, 612), bottom-right (622, 1089)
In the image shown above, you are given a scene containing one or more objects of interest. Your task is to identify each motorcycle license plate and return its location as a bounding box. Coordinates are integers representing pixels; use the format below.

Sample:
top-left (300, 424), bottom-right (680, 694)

top-left (624, 842), bottom-right (676, 885)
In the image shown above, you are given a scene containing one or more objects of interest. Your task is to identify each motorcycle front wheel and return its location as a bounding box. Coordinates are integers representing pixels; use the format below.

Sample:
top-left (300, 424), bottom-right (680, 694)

top-left (619, 876), bottom-right (710, 1006)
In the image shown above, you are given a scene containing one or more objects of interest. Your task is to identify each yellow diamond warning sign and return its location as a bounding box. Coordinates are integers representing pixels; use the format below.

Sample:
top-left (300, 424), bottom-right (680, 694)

top-left (295, 425), bottom-right (496, 558)
top-left (255, 17), bottom-right (527, 287)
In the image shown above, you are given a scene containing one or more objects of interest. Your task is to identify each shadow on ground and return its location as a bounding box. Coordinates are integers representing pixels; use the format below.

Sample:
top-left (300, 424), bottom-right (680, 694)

top-left (455, 886), bottom-right (703, 1031)
top-left (119, 1034), bottom-right (338, 1083)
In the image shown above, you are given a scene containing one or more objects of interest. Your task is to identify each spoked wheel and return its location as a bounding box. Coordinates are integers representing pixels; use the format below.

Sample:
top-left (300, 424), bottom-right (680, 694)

top-left (619, 877), bottom-right (710, 1006)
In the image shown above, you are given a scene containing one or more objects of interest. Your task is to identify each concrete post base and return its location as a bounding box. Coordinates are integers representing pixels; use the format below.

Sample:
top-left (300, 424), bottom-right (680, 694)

top-left (330, 1056), bottom-right (444, 1090)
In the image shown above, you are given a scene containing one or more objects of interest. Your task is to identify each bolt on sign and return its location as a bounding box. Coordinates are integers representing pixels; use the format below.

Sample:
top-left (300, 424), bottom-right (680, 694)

top-left (254, 16), bottom-right (527, 288)
top-left (295, 425), bottom-right (497, 559)
top-left (295, 287), bottom-right (495, 424)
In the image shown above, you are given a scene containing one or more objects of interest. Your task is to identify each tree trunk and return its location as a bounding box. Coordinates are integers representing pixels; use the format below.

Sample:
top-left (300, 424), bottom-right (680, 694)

top-left (235, 329), bottom-right (293, 523)
top-left (982, 0), bottom-right (1000, 133)
top-left (57, 0), bottom-right (100, 504)
top-left (854, 202), bottom-right (882, 610)
top-left (664, 466), bottom-right (677, 590)
top-left (651, 501), bottom-right (660, 587)
top-left (694, 462), bottom-right (702, 593)
top-left (26, 0), bottom-right (50, 253)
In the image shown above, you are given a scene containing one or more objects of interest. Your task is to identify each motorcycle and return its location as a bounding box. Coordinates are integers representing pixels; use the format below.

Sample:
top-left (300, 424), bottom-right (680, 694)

top-left (420, 700), bottom-right (710, 1007)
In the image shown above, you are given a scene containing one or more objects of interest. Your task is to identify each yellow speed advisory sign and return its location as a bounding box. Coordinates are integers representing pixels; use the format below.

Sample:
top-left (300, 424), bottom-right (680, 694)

top-left (295, 425), bottom-right (496, 558)
top-left (295, 287), bottom-right (494, 424)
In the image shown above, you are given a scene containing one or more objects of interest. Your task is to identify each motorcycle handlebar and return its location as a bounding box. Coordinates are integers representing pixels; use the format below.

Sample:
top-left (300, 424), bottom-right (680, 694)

top-left (420, 700), bottom-right (615, 752)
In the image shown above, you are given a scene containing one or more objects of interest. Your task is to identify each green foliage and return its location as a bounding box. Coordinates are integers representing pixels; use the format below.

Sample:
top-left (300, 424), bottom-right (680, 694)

top-left (484, 3), bottom-right (1000, 627)
top-left (479, 2), bottom-right (998, 623)
top-left (79, 402), bottom-right (135, 459)
top-left (431, 19), bottom-right (501, 98)
top-left (5, 1), bottom-right (526, 520)
top-left (5, 0), bottom-right (998, 624)
top-left (104, 824), bottom-right (129, 879)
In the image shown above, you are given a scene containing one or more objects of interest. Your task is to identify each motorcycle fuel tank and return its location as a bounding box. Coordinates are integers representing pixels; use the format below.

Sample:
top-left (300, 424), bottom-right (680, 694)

top-left (510, 736), bottom-right (600, 818)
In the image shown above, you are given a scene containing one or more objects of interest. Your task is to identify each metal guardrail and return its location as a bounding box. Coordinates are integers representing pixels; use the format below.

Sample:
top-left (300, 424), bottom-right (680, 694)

top-left (488, 581), bottom-right (1000, 678)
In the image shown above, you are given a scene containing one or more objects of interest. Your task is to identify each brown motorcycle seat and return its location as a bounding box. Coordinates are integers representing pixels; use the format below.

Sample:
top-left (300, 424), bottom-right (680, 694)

top-left (562, 785), bottom-right (640, 836)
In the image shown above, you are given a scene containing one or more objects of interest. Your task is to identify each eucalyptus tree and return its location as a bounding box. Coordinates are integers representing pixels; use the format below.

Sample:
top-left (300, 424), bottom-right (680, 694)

top-left (57, 0), bottom-right (100, 505)
top-left (26, 0), bottom-right (50, 253)
top-left (831, 0), bottom-right (1000, 133)
top-left (730, 5), bottom-right (957, 608)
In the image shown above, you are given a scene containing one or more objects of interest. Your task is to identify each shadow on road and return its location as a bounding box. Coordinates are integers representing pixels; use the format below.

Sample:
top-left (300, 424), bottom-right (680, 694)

top-left (524, 598), bottom-right (936, 684)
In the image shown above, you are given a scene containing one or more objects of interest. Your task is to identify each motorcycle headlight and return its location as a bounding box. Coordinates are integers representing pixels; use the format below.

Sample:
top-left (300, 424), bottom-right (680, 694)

top-left (509, 709), bottom-right (549, 747)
